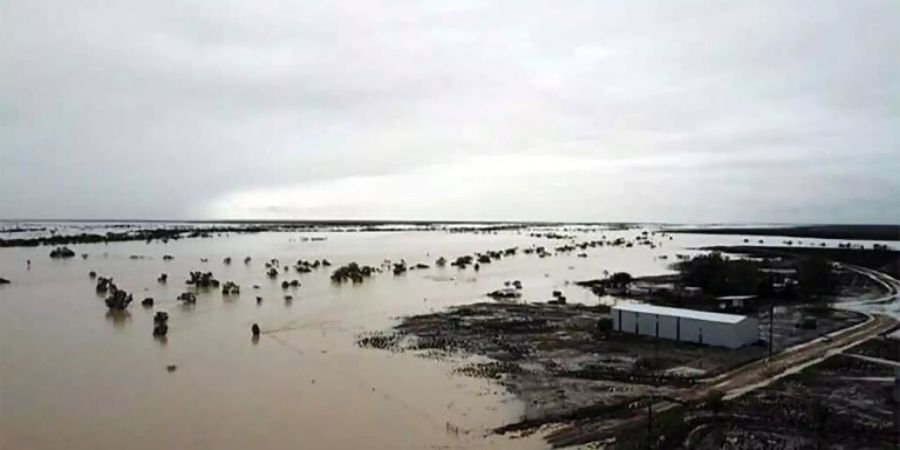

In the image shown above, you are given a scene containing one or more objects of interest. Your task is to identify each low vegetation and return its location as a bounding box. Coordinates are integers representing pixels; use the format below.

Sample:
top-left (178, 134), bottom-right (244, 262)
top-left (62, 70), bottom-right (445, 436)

top-left (331, 262), bottom-right (378, 283)
top-left (674, 251), bottom-right (838, 304)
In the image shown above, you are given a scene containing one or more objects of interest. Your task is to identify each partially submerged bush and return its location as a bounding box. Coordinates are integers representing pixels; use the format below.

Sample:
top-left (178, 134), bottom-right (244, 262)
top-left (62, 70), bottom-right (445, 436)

top-left (451, 255), bottom-right (474, 268)
top-left (105, 288), bottom-right (133, 310)
top-left (177, 292), bottom-right (197, 304)
top-left (49, 246), bottom-right (76, 258)
top-left (221, 281), bottom-right (240, 295)
top-left (186, 271), bottom-right (218, 288)
top-left (295, 259), bottom-right (328, 272)
top-left (331, 263), bottom-right (377, 283)
top-left (96, 276), bottom-right (114, 293)
top-left (153, 311), bottom-right (169, 336)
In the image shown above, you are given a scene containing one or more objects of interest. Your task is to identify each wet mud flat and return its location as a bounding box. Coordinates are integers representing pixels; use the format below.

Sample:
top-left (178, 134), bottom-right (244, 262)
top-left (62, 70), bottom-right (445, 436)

top-left (358, 303), bottom-right (771, 440)
top-left (358, 301), bottom-right (881, 448)
top-left (685, 345), bottom-right (900, 449)
top-left (847, 335), bottom-right (900, 362)
top-left (762, 307), bottom-right (867, 351)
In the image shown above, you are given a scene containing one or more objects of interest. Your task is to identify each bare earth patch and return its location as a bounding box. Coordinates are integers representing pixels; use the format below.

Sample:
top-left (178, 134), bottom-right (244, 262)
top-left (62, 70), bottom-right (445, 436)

top-left (359, 302), bottom-right (884, 448)
top-left (359, 303), bottom-right (766, 436)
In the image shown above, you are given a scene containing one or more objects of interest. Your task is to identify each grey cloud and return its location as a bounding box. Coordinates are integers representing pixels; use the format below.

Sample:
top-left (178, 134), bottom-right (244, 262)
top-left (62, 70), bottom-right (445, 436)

top-left (1, 0), bottom-right (898, 222)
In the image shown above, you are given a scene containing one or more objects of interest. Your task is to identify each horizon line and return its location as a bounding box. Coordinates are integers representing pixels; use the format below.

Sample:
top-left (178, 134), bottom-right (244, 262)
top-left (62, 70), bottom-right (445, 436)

top-left (1, 218), bottom-right (898, 227)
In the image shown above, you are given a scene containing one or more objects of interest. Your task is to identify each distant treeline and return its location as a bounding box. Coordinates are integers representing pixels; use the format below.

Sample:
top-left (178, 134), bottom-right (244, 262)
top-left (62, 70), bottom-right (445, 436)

top-left (668, 224), bottom-right (900, 241)
top-left (0, 222), bottom-right (531, 247)
top-left (0, 226), bottom-right (270, 248)
top-left (705, 245), bottom-right (900, 273)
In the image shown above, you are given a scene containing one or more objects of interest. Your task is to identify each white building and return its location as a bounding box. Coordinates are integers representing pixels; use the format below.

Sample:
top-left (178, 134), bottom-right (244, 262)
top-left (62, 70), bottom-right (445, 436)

top-left (716, 295), bottom-right (756, 312)
top-left (611, 303), bottom-right (759, 349)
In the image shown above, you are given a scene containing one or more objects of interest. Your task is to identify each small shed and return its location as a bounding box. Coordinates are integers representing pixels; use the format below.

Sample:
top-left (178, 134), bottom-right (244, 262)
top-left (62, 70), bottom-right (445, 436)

top-left (716, 295), bottom-right (756, 312)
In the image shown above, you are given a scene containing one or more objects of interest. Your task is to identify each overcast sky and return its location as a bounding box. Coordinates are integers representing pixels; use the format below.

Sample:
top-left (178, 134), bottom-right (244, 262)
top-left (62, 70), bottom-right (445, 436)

top-left (1, 1), bottom-right (898, 223)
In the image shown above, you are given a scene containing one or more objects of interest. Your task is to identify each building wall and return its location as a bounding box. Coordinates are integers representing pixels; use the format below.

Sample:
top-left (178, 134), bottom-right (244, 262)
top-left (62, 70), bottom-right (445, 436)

top-left (734, 317), bottom-right (761, 347)
top-left (614, 310), bottom-right (639, 335)
top-left (658, 315), bottom-right (679, 341)
top-left (638, 312), bottom-right (658, 338)
top-left (612, 307), bottom-right (760, 349)
top-left (678, 318), bottom-right (703, 345)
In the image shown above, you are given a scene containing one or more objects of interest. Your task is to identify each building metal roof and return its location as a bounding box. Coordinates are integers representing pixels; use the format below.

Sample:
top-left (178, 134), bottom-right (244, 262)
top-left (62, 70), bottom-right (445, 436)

top-left (759, 268), bottom-right (797, 274)
top-left (716, 295), bottom-right (757, 301)
top-left (612, 302), bottom-right (750, 324)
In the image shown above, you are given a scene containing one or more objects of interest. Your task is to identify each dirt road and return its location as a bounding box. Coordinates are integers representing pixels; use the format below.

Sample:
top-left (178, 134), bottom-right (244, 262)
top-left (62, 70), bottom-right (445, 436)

top-left (544, 313), bottom-right (898, 448)
top-left (545, 257), bottom-right (900, 447)
top-left (708, 313), bottom-right (897, 400)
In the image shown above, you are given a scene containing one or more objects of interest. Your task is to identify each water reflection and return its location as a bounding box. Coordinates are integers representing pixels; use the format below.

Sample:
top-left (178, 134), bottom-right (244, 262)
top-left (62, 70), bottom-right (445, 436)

top-left (104, 309), bottom-right (131, 329)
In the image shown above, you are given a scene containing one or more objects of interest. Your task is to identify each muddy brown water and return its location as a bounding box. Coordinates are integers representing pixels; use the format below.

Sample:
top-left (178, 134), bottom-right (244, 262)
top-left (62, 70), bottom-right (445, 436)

top-left (0, 227), bottom-right (896, 450)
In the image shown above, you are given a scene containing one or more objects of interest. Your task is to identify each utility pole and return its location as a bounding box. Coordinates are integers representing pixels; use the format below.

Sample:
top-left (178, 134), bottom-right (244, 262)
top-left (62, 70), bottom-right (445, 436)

top-left (894, 369), bottom-right (899, 447)
top-left (648, 327), bottom-right (658, 449)
top-left (654, 320), bottom-right (659, 362)
top-left (768, 298), bottom-right (775, 358)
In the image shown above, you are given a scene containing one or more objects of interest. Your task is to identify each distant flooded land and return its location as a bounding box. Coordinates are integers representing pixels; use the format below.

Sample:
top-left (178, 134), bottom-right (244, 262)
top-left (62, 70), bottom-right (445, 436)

top-left (667, 224), bottom-right (900, 242)
top-left (1, 221), bottom-right (898, 449)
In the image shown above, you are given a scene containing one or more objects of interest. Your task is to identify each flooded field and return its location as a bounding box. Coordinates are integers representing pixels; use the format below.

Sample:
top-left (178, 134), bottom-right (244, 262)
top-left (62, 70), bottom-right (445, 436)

top-left (1, 224), bottom-right (897, 450)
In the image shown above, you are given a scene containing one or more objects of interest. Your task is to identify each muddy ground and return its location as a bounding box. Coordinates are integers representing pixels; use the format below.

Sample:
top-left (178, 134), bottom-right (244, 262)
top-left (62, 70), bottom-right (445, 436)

top-left (361, 303), bottom-right (664, 425)
top-left (685, 343), bottom-right (899, 449)
top-left (761, 307), bottom-right (867, 351)
top-left (358, 301), bottom-right (866, 445)
top-left (360, 303), bottom-right (740, 431)
top-left (847, 336), bottom-right (900, 362)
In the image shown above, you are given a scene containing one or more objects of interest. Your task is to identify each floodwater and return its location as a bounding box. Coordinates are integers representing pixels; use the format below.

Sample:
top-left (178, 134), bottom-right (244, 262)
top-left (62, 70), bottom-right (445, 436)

top-left (0, 225), bottom-right (897, 450)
